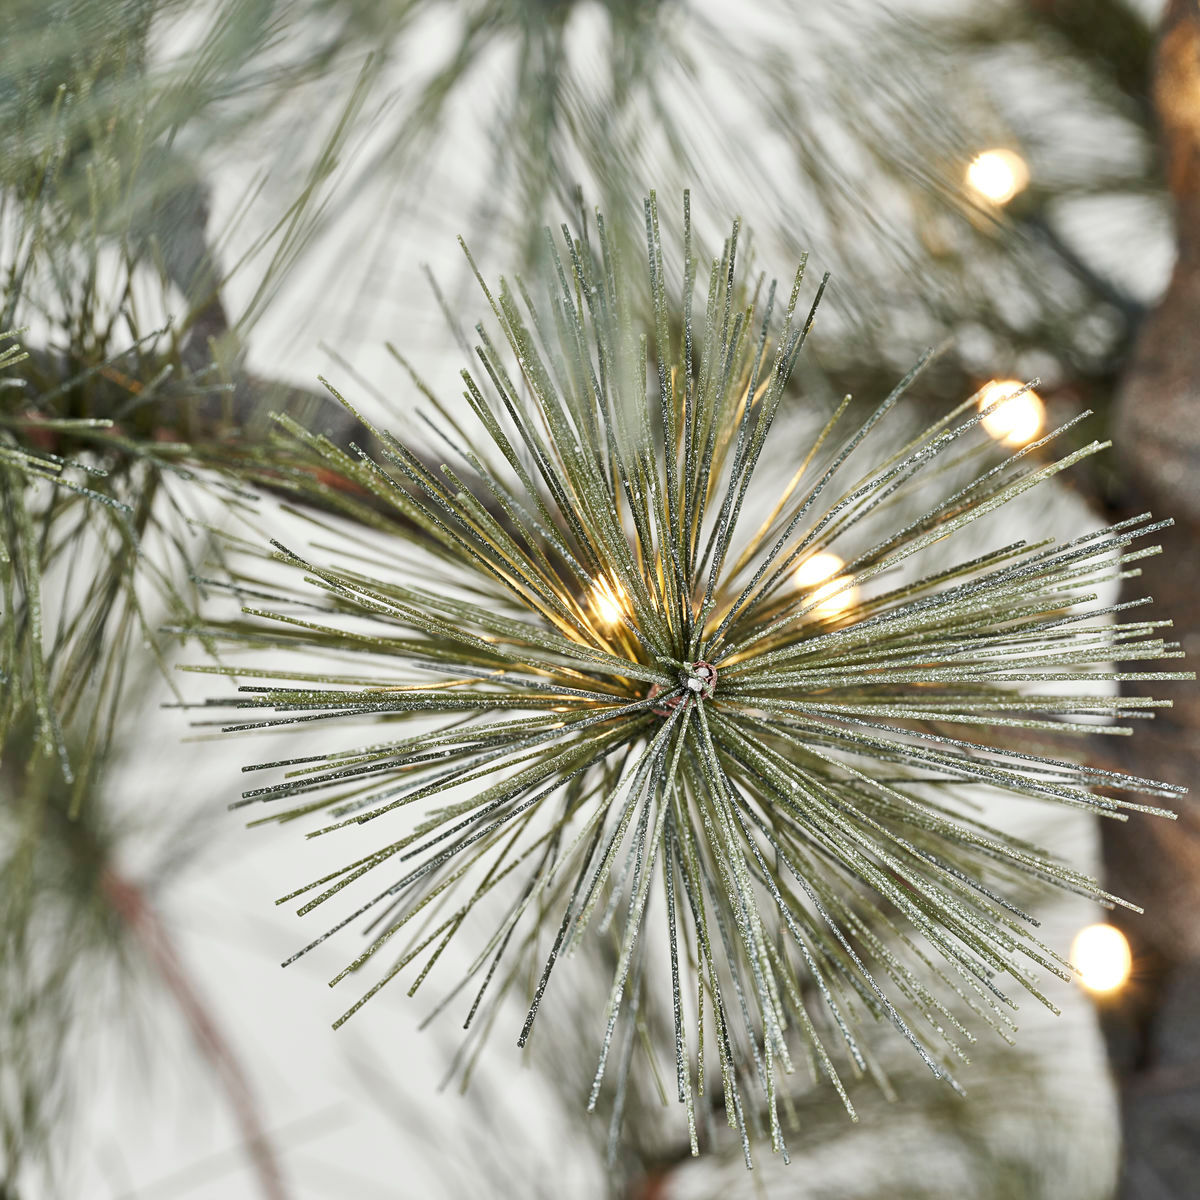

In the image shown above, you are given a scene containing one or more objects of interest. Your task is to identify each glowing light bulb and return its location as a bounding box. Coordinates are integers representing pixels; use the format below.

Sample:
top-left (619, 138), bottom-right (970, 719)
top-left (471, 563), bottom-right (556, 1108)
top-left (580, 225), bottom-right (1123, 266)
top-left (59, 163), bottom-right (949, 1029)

top-left (794, 551), bottom-right (858, 620)
top-left (589, 579), bottom-right (627, 630)
top-left (978, 380), bottom-right (1045, 447)
top-left (1070, 923), bottom-right (1132, 994)
top-left (965, 149), bottom-right (1030, 206)
top-left (793, 551), bottom-right (843, 590)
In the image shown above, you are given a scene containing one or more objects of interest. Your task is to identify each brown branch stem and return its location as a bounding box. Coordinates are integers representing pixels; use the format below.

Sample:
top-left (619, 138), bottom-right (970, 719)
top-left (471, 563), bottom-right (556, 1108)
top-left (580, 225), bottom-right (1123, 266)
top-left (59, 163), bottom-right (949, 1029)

top-left (100, 868), bottom-right (291, 1200)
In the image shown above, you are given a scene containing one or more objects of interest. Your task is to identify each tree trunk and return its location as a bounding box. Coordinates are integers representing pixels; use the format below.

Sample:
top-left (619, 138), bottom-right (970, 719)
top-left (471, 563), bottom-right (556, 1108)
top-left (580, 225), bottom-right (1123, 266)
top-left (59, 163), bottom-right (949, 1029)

top-left (1103, 3), bottom-right (1200, 1195)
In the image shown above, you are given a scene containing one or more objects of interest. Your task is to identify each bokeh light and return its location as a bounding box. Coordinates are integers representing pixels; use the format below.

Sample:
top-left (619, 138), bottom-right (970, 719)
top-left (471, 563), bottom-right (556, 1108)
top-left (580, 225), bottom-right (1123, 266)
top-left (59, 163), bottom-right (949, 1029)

top-left (795, 551), bottom-right (859, 620)
top-left (978, 379), bottom-right (1045, 447)
top-left (965, 148), bottom-right (1030, 205)
top-left (1070, 923), bottom-right (1133, 994)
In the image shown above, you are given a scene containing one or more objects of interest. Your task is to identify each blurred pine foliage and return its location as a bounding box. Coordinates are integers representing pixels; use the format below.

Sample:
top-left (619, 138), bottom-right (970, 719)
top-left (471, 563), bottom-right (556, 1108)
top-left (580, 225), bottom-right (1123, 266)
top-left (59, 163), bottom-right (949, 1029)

top-left (1, 1), bottom-right (1188, 1197)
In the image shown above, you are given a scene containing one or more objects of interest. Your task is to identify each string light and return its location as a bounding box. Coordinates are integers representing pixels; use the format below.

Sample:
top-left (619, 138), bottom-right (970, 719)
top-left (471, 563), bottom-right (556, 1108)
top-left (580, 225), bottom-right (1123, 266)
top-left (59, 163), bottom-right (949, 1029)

top-left (965, 149), bottom-right (1030, 206)
top-left (1070, 923), bottom-right (1133, 994)
top-left (589, 578), bottom-right (628, 630)
top-left (978, 379), bottom-right (1045, 447)
top-left (794, 551), bottom-right (858, 620)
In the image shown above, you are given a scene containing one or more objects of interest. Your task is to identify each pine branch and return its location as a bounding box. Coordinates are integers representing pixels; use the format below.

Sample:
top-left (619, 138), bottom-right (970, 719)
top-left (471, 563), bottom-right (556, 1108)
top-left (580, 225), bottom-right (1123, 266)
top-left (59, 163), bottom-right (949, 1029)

top-left (0, 6), bottom-right (370, 1187)
top-left (183, 193), bottom-right (1191, 1163)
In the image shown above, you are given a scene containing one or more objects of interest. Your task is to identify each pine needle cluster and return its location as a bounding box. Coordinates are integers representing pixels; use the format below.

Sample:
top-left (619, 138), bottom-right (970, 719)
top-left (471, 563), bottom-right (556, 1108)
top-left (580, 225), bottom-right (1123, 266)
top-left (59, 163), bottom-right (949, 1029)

top-left (184, 194), bottom-right (1191, 1159)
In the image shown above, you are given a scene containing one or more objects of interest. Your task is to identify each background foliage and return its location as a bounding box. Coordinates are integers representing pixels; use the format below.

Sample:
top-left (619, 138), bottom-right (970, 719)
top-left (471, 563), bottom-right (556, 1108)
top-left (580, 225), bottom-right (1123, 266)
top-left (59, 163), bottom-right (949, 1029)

top-left (1, 1), bottom-right (1194, 1198)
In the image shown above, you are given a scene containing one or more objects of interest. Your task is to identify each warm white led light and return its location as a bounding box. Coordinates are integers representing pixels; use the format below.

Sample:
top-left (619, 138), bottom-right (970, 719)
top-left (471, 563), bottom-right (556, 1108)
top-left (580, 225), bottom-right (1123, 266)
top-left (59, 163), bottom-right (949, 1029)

top-left (1070, 923), bottom-right (1132, 994)
top-left (589, 579), bottom-right (628, 629)
top-left (795, 552), bottom-right (858, 619)
top-left (793, 551), bottom-right (843, 589)
top-left (978, 380), bottom-right (1045, 447)
top-left (965, 149), bottom-right (1030, 206)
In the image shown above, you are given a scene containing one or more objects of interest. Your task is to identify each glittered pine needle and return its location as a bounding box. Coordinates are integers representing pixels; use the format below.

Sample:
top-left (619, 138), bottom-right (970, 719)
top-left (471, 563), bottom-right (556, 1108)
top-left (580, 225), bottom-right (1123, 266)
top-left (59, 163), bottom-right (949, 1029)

top-left (184, 194), bottom-right (1191, 1164)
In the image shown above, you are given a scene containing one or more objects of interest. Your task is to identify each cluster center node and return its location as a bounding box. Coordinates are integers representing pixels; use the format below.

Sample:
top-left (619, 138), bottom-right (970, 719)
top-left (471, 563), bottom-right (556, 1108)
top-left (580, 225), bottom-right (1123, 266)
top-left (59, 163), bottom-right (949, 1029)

top-left (648, 660), bottom-right (717, 715)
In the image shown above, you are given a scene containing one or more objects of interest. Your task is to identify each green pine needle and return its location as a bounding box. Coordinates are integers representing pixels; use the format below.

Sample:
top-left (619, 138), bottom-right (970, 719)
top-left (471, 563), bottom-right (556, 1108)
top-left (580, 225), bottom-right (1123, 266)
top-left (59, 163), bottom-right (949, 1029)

top-left (184, 193), bottom-right (1191, 1163)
